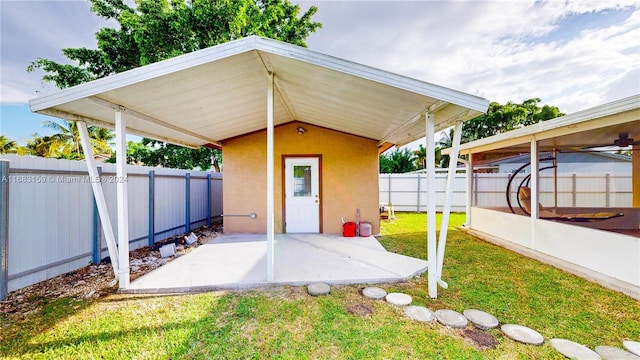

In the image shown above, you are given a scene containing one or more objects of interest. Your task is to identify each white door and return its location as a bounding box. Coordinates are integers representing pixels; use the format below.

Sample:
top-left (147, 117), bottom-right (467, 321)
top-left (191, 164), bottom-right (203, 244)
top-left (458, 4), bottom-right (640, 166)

top-left (285, 157), bottom-right (320, 233)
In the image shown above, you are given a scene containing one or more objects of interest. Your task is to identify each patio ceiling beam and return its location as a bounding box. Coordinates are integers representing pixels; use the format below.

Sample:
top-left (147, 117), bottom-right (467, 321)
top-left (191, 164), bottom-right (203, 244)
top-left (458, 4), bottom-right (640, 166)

top-left (254, 50), bottom-right (296, 121)
top-left (377, 106), bottom-right (432, 147)
top-left (37, 108), bottom-right (201, 149)
top-left (86, 96), bottom-right (223, 148)
top-left (77, 121), bottom-right (120, 281)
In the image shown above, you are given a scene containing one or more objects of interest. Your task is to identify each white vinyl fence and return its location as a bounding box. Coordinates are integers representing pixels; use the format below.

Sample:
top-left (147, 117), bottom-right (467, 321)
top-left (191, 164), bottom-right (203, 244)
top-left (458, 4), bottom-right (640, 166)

top-left (379, 172), bottom-right (633, 212)
top-left (0, 155), bottom-right (222, 294)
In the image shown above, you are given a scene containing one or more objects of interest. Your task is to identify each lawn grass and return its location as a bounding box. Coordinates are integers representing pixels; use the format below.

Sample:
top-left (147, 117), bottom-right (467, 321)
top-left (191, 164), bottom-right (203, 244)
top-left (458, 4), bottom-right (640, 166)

top-left (1, 212), bottom-right (638, 359)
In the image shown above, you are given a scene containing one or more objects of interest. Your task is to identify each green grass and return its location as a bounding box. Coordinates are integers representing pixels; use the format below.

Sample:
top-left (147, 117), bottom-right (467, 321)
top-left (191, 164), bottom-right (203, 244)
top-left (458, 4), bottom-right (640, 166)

top-left (2, 213), bottom-right (638, 359)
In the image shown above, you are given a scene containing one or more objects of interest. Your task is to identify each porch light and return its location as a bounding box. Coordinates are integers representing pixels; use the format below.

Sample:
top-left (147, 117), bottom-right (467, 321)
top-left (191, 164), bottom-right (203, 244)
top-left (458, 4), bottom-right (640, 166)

top-left (296, 126), bottom-right (306, 135)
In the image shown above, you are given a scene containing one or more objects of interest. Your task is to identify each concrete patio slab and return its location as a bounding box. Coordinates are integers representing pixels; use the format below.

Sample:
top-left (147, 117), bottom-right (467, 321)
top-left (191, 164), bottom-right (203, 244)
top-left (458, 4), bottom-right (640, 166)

top-left (123, 234), bottom-right (428, 294)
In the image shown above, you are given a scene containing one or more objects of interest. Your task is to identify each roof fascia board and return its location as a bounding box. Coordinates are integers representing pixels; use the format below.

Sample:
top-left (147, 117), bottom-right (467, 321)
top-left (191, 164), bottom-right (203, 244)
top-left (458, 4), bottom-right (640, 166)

top-left (254, 37), bottom-right (490, 113)
top-left (37, 108), bottom-right (200, 148)
top-left (29, 36), bottom-right (260, 112)
top-left (86, 96), bottom-right (223, 147)
top-left (455, 95), bottom-right (640, 154)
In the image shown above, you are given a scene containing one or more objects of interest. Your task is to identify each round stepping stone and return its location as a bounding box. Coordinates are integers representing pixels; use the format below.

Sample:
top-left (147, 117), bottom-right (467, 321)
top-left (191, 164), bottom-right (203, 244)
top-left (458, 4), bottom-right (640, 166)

top-left (595, 345), bottom-right (640, 360)
top-left (435, 309), bottom-right (468, 329)
top-left (404, 306), bottom-right (435, 322)
top-left (362, 287), bottom-right (387, 300)
top-left (463, 309), bottom-right (499, 330)
top-left (385, 292), bottom-right (412, 306)
top-left (307, 282), bottom-right (330, 296)
top-left (624, 341), bottom-right (640, 357)
top-left (501, 324), bottom-right (544, 346)
top-left (550, 339), bottom-right (601, 360)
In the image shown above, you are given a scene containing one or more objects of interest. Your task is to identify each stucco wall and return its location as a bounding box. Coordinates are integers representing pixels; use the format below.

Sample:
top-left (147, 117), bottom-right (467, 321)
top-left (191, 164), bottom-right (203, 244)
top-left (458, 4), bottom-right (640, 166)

top-left (222, 122), bottom-right (380, 235)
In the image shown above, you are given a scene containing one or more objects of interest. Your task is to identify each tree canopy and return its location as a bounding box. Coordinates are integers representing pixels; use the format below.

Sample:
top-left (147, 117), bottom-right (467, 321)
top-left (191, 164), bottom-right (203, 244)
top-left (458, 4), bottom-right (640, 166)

top-left (379, 148), bottom-right (416, 174)
top-left (28, 0), bottom-right (321, 89)
top-left (27, 0), bottom-right (321, 170)
top-left (461, 98), bottom-right (563, 143)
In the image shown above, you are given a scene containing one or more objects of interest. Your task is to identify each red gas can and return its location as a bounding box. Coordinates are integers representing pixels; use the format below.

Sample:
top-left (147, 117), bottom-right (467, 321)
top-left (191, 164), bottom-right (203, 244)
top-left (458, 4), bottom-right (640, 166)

top-left (342, 222), bottom-right (357, 237)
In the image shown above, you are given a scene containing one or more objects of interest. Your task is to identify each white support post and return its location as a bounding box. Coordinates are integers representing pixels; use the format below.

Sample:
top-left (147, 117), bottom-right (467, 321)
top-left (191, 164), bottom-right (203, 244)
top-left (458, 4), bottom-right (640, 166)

top-left (77, 121), bottom-right (119, 280)
top-left (436, 122), bottom-right (462, 285)
top-left (266, 72), bottom-right (275, 282)
top-left (425, 112), bottom-right (438, 298)
top-left (530, 138), bottom-right (539, 248)
top-left (115, 111), bottom-right (130, 288)
top-left (459, 156), bottom-right (472, 227)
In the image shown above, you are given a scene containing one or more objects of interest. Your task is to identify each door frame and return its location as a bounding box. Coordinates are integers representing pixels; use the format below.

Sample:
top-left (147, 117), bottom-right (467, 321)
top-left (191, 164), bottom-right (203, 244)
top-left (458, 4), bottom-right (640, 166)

top-left (282, 154), bottom-right (323, 233)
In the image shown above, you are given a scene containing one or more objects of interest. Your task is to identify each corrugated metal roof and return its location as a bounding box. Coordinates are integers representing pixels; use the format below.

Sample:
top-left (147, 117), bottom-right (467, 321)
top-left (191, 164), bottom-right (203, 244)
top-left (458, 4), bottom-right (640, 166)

top-left (29, 36), bottom-right (489, 148)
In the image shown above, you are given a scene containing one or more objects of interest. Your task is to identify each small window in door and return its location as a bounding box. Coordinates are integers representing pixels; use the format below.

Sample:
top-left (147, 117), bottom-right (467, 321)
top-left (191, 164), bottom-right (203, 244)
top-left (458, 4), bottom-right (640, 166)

top-left (293, 165), bottom-right (312, 197)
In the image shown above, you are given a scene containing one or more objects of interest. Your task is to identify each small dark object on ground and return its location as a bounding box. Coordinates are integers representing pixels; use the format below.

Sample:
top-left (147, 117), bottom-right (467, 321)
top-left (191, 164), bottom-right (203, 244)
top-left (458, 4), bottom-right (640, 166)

top-left (463, 329), bottom-right (499, 350)
top-left (347, 303), bottom-right (373, 317)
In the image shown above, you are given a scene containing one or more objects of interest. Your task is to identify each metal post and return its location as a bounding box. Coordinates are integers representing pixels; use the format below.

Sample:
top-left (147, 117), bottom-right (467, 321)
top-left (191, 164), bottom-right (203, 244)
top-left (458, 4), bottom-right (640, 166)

top-left (78, 121), bottom-right (119, 280)
top-left (416, 174), bottom-right (421, 212)
top-left (605, 173), bottom-right (610, 207)
top-left (185, 173), bottom-right (191, 234)
top-left (115, 111), bottom-right (130, 289)
top-left (425, 112), bottom-right (437, 298)
top-left (148, 170), bottom-right (155, 246)
top-left (530, 138), bottom-right (539, 248)
top-left (571, 173), bottom-right (578, 207)
top-left (436, 121), bottom-right (462, 283)
top-left (207, 173), bottom-right (212, 227)
top-left (1, 160), bottom-right (10, 301)
top-left (92, 166), bottom-right (103, 265)
top-left (388, 174), bottom-right (392, 205)
top-left (266, 71), bottom-right (275, 281)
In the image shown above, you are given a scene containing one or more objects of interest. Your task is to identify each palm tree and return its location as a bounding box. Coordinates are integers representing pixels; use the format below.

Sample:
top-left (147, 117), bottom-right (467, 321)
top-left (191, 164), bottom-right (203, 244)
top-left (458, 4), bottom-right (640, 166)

top-left (90, 127), bottom-right (115, 155)
top-left (25, 134), bottom-right (64, 157)
top-left (41, 119), bottom-right (114, 159)
top-left (0, 135), bottom-right (17, 154)
top-left (42, 119), bottom-right (82, 157)
top-left (412, 144), bottom-right (427, 170)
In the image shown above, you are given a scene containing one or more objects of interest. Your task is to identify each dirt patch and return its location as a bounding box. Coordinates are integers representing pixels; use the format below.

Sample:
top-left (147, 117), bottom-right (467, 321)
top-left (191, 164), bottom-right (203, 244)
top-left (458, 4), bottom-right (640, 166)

top-left (346, 303), bottom-right (374, 317)
top-left (0, 225), bottom-right (221, 319)
top-left (462, 329), bottom-right (499, 350)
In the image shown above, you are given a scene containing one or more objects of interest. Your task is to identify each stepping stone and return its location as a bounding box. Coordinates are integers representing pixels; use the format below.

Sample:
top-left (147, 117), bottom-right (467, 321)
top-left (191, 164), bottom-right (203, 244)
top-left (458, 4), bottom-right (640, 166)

top-left (404, 306), bottom-right (435, 322)
top-left (550, 339), bottom-right (601, 360)
top-left (625, 341), bottom-right (640, 357)
top-left (385, 292), bottom-right (412, 306)
top-left (307, 282), bottom-right (330, 296)
top-left (362, 287), bottom-right (387, 300)
top-left (596, 346), bottom-right (640, 360)
top-left (501, 324), bottom-right (544, 346)
top-left (435, 309), bottom-right (468, 329)
top-left (463, 309), bottom-right (499, 330)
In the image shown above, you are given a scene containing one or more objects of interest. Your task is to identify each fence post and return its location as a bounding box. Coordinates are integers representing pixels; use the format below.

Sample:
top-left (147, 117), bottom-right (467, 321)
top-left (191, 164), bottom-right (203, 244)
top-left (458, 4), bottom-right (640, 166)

top-left (185, 172), bottom-right (190, 234)
top-left (605, 173), bottom-right (610, 207)
top-left (92, 166), bottom-right (102, 264)
top-left (572, 173), bottom-right (577, 207)
top-left (207, 173), bottom-right (212, 228)
top-left (388, 174), bottom-right (392, 205)
top-left (148, 170), bottom-right (155, 246)
top-left (416, 174), bottom-right (421, 212)
top-left (0, 160), bottom-right (9, 301)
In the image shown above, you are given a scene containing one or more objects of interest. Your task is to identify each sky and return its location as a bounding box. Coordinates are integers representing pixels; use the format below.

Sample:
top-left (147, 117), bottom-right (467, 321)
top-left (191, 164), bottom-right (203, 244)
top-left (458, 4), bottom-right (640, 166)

top-left (1, 0), bottom-right (639, 146)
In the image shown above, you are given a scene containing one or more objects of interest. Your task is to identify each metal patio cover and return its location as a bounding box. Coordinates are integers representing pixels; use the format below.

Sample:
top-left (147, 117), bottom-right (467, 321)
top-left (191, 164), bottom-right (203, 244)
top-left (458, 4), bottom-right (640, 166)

top-left (29, 36), bottom-right (488, 148)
